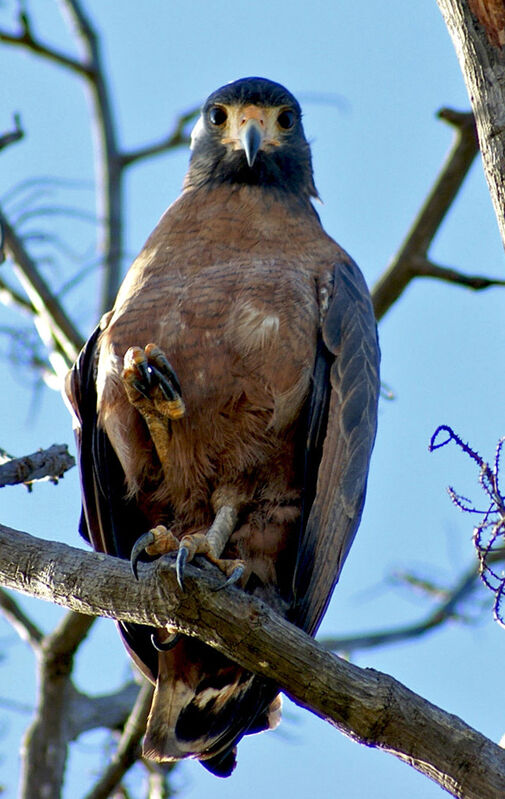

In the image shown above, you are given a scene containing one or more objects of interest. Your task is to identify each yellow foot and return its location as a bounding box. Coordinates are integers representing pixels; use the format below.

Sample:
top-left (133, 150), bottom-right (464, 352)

top-left (130, 524), bottom-right (179, 579)
top-left (122, 344), bottom-right (185, 421)
top-left (177, 531), bottom-right (245, 591)
top-left (130, 515), bottom-right (245, 591)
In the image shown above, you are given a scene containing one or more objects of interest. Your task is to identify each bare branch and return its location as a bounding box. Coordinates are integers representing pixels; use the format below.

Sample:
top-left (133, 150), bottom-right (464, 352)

top-left (83, 681), bottom-right (154, 799)
top-left (60, 0), bottom-right (124, 313)
top-left (0, 113), bottom-right (24, 152)
top-left (1, 523), bottom-right (504, 799)
top-left (372, 108), bottom-right (479, 321)
top-left (68, 681), bottom-right (140, 740)
top-left (0, 444), bottom-right (75, 488)
top-left (0, 275), bottom-right (35, 315)
top-left (415, 257), bottom-right (505, 290)
top-left (20, 611), bottom-right (94, 797)
top-left (45, 610), bottom-right (95, 659)
top-left (0, 11), bottom-right (92, 76)
top-left (0, 587), bottom-right (43, 649)
top-left (0, 205), bottom-right (83, 371)
top-left (120, 107), bottom-right (199, 167)
top-left (321, 557), bottom-right (483, 653)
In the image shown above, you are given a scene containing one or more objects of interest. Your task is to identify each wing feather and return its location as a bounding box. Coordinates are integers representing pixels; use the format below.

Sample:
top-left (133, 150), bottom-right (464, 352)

top-left (66, 326), bottom-right (159, 680)
top-left (292, 258), bottom-right (380, 634)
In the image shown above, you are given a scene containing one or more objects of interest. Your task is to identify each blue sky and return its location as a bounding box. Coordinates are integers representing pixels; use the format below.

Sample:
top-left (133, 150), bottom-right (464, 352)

top-left (1, 1), bottom-right (504, 797)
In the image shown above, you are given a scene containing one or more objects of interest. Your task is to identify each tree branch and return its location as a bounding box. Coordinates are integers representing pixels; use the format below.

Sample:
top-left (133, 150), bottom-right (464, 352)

top-left (0, 113), bottom-right (24, 152)
top-left (60, 0), bottom-right (125, 313)
top-left (67, 681), bottom-right (140, 740)
top-left (321, 555), bottom-right (486, 653)
top-left (0, 587), bottom-right (43, 649)
top-left (0, 205), bottom-right (83, 371)
top-left (437, 0), bottom-right (505, 249)
top-left (0, 444), bottom-right (75, 488)
top-left (0, 12), bottom-right (92, 76)
top-left (415, 256), bottom-right (505, 289)
top-left (372, 108), bottom-right (479, 320)
top-left (83, 681), bottom-right (154, 799)
top-left (0, 523), bottom-right (504, 799)
top-left (19, 608), bottom-right (95, 799)
top-left (120, 108), bottom-right (199, 168)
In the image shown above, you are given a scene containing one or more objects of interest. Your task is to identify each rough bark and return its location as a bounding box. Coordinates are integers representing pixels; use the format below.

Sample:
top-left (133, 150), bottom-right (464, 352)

top-left (0, 444), bottom-right (75, 488)
top-left (1, 523), bottom-right (504, 799)
top-left (437, 0), bottom-right (505, 249)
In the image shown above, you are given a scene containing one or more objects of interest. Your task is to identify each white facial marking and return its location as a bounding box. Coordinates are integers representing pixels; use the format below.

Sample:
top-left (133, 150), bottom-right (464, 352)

top-left (190, 115), bottom-right (205, 150)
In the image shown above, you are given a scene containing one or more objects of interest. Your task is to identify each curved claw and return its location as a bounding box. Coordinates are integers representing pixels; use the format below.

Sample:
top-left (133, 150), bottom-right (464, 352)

top-left (176, 545), bottom-right (189, 591)
top-left (150, 631), bottom-right (182, 651)
top-left (214, 563), bottom-right (245, 592)
top-left (130, 530), bottom-right (156, 580)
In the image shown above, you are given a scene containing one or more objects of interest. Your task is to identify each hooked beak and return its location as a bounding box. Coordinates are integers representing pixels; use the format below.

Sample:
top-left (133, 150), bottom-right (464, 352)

top-left (239, 118), bottom-right (264, 167)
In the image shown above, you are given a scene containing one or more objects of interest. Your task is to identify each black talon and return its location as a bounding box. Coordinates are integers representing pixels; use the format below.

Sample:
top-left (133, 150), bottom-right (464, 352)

top-left (150, 631), bottom-right (182, 651)
top-left (176, 545), bottom-right (189, 590)
top-left (148, 351), bottom-right (182, 396)
top-left (214, 563), bottom-right (245, 592)
top-left (130, 530), bottom-right (155, 580)
top-left (151, 365), bottom-right (177, 402)
top-left (133, 358), bottom-right (153, 394)
top-left (131, 378), bottom-right (152, 400)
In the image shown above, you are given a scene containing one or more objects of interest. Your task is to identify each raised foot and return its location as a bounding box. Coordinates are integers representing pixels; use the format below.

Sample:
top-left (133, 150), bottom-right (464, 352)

top-left (122, 343), bottom-right (185, 420)
top-left (130, 522), bottom-right (245, 591)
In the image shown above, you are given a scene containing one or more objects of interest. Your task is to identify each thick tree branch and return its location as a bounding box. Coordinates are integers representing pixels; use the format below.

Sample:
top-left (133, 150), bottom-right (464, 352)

top-left (20, 609), bottom-right (95, 799)
top-left (437, 0), bottom-right (505, 249)
top-left (0, 444), bottom-right (75, 488)
top-left (1, 524), bottom-right (504, 799)
top-left (372, 109), bottom-right (479, 320)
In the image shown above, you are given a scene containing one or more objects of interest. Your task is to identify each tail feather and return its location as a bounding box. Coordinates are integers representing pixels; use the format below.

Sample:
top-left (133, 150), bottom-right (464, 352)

top-left (142, 637), bottom-right (280, 773)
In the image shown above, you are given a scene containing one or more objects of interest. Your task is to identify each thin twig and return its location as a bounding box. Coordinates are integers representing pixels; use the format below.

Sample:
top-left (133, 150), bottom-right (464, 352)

top-left (0, 113), bottom-right (24, 152)
top-left (0, 12), bottom-right (92, 76)
top-left (321, 564), bottom-right (479, 653)
top-left (415, 257), bottom-right (505, 290)
top-left (0, 275), bottom-right (35, 314)
top-left (321, 547), bottom-right (505, 653)
top-left (120, 107), bottom-right (199, 167)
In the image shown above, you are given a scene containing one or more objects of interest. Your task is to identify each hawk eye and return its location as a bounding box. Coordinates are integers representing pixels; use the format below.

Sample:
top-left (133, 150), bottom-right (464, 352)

top-left (209, 106), bottom-right (227, 126)
top-left (277, 109), bottom-right (295, 129)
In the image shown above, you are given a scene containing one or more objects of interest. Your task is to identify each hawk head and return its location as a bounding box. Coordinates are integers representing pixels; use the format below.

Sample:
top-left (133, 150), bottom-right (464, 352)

top-left (186, 77), bottom-right (318, 198)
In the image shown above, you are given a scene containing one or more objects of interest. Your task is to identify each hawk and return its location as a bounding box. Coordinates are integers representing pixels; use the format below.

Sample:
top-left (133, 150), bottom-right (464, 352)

top-left (66, 76), bottom-right (380, 776)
